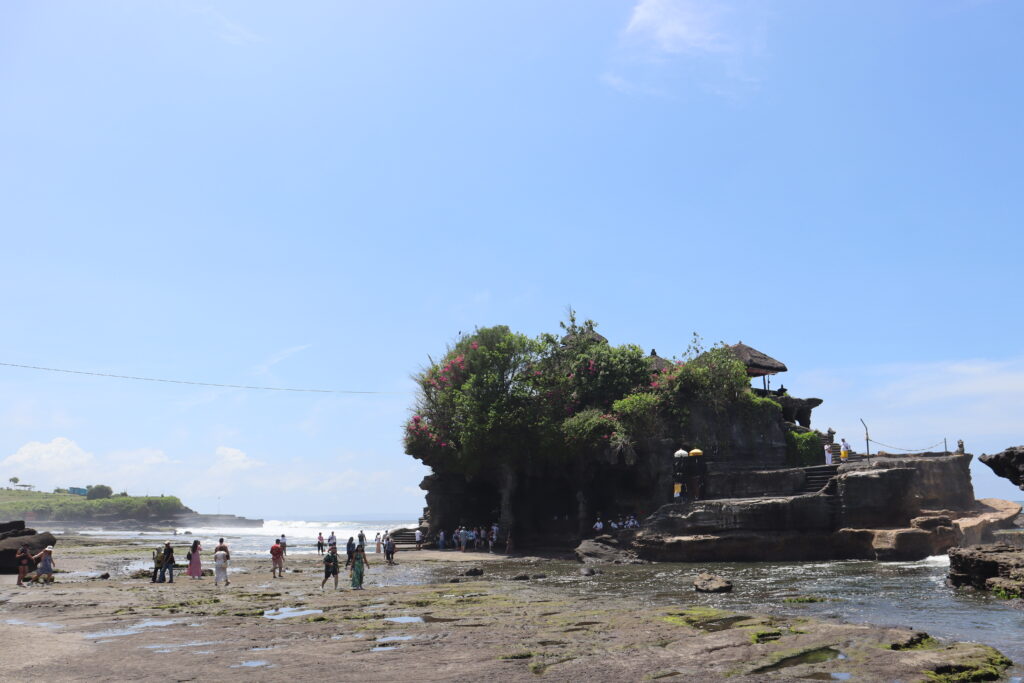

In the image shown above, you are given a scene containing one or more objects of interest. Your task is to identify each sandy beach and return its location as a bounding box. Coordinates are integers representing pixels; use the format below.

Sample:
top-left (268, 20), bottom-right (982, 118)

top-left (0, 535), bottom-right (1013, 682)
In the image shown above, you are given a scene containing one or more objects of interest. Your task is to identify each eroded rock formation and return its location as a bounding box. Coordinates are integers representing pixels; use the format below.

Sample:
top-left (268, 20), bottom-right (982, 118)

top-left (979, 445), bottom-right (1024, 490)
top-left (629, 454), bottom-right (1022, 562)
top-left (949, 544), bottom-right (1024, 597)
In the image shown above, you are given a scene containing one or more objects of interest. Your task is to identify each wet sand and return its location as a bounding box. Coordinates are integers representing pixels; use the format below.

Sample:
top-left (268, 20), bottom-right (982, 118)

top-left (0, 536), bottom-right (1013, 681)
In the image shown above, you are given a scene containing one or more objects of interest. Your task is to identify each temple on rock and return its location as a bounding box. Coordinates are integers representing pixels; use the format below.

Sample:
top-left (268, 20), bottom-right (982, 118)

top-left (405, 321), bottom-right (1021, 560)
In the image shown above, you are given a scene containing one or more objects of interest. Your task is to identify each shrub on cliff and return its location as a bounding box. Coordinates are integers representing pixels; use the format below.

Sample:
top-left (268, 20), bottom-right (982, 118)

top-left (785, 430), bottom-right (823, 467)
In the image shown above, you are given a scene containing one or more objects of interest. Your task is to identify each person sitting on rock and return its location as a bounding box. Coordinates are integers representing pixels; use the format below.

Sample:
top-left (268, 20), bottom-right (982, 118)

top-left (592, 518), bottom-right (604, 533)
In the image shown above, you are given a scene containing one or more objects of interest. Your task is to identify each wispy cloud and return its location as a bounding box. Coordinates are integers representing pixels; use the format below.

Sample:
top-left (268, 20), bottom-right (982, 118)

top-left (606, 0), bottom-right (766, 98)
top-left (626, 0), bottom-right (732, 55)
top-left (254, 344), bottom-right (312, 376)
top-left (191, 5), bottom-right (263, 46)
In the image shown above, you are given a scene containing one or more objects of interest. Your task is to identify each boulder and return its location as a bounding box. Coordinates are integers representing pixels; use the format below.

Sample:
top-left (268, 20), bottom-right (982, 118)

top-left (575, 538), bottom-right (641, 564)
top-left (911, 515), bottom-right (953, 531)
top-left (511, 573), bottom-right (530, 581)
top-left (693, 572), bottom-right (732, 593)
top-left (980, 446), bottom-right (1024, 490)
top-left (579, 567), bottom-right (597, 576)
top-left (463, 567), bottom-right (483, 577)
top-left (530, 573), bottom-right (547, 580)
top-left (949, 544), bottom-right (1024, 592)
top-left (0, 530), bottom-right (57, 574)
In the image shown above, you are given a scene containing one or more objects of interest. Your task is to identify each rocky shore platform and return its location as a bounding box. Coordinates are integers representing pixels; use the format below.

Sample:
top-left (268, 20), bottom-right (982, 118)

top-left (949, 544), bottom-right (1024, 598)
top-left (0, 536), bottom-right (1014, 681)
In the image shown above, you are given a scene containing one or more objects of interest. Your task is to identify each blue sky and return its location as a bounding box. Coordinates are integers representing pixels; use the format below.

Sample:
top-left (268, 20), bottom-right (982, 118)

top-left (2, 0), bottom-right (1022, 519)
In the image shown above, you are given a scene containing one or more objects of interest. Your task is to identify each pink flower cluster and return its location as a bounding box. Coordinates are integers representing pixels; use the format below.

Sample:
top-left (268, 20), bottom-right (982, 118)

top-left (406, 416), bottom-right (450, 449)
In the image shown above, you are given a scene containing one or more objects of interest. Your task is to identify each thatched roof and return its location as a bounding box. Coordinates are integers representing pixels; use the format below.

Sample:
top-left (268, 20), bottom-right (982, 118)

top-left (560, 330), bottom-right (608, 347)
top-left (647, 350), bottom-right (674, 373)
top-left (729, 342), bottom-right (787, 377)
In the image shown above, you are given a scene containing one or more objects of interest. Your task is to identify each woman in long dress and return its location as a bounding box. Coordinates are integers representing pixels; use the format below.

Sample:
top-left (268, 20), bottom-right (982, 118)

top-left (186, 539), bottom-right (203, 579)
top-left (374, 533), bottom-right (382, 554)
top-left (350, 544), bottom-right (370, 590)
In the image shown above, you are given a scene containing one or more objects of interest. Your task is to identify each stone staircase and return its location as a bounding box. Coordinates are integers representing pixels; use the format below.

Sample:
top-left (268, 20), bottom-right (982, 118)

top-left (797, 465), bottom-right (839, 494)
top-left (389, 527), bottom-right (424, 549)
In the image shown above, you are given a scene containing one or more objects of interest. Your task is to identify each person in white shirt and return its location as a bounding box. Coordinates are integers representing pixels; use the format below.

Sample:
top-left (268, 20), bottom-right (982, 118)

top-left (840, 438), bottom-right (851, 461)
top-left (824, 443), bottom-right (833, 465)
top-left (415, 528), bottom-right (423, 550)
top-left (592, 518), bottom-right (604, 532)
top-left (213, 549), bottom-right (229, 587)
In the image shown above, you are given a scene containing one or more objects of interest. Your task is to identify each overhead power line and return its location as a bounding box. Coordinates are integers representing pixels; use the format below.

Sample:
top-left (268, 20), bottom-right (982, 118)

top-left (0, 361), bottom-right (409, 395)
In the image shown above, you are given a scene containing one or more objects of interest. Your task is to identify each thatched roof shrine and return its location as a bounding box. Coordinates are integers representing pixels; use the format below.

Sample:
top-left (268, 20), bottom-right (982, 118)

top-left (728, 342), bottom-right (788, 377)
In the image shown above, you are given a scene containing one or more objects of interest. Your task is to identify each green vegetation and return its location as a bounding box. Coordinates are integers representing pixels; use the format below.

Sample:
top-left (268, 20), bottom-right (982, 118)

top-left (405, 314), bottom-right (756, 477)
top-left (922, 646), bottom-right (1012, 682)
top-left (783, 595), bottom-right (828, 603)
top-left (0, 489), bottom-right (189, 521)
top-left (786, 429), bottom-right (824, 467)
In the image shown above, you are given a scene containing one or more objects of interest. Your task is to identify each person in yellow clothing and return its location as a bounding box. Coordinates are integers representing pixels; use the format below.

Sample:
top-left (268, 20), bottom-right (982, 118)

top-left (840, 438), bottom-right (851, 462)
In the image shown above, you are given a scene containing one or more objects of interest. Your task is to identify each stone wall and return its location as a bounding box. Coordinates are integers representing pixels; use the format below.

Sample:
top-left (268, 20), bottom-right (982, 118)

top-left (704, 468), bottom-right (805, 499)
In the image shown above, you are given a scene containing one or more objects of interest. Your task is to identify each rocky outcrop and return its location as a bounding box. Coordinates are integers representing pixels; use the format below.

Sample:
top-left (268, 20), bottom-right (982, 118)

top-left (703, 468), bottom-right (805, 499)
top-left (979, 446), bottom-right (1024, 490)
top-left (633, 455), bottom-right (1020, 562)
top-left (693, 572), bottom-right (732, 592)
top-left (949, 544), bottom-right (1024, 597)
top-left (0, 521), bottom-right (57, 573)
top-left (575, 535), bottom-right (643, 564)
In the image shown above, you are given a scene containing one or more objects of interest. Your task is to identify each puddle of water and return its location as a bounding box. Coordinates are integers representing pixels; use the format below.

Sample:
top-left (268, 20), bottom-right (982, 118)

top-left (377, 635), bottom-right (413, 642)
top-left (384, 616), bottom-right (423, 624)
top-left (230, 660), bottom-right (269, 668)
top-left (753, 648), bottom-right (841, 674)
top-left (249, 646), bottom-right (274, 651)
top-left (4, 619), bottom-right (64, 630)
top-left (371, 646), bottom-right (396, 652)
top-left (687, 616), bottom-right (750, 632)
top-left (263, 607), bottom-right (323, 620)
top-left (802, 674), bottom-right (851, 682)
top-left (141, 641), bottom-right (220, 650)
top-left (84, 619), bottom-right (177, 639)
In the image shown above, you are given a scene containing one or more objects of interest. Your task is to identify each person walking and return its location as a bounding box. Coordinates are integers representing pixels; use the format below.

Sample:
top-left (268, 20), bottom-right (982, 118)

top-left (186, 539), bottom-right (203, 579)
top-left (213, 546), bottom-right (229, 587)
top-left (214, 538), bottom-right (230, 560)
top-left (321, 545), bottom-right (340, 590)
top-left (415, 528), bottom-right (423, 551)
top-left (384, 535), bottom-right (397, 565)
top-left (345, 537), bottom-right (356, 568)
top-left (158, 541), bottom-right (175, 583)
top-left (270, 538), bottom-right (284, 578)
top-left (438, 529), bottom-right (446, 551)
top-left (279, 534), bottom-right (287, 562)
top-left (350, 544), bottom-right (370, 590)
top-left (15, 543), bottom-right (32, 587)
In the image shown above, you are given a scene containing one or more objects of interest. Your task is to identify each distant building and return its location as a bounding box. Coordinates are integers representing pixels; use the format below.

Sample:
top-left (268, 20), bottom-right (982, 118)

top-left (68, 487), bottom-right (87, 496)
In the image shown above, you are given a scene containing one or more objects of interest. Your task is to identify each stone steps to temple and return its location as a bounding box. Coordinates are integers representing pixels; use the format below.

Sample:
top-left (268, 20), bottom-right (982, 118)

top-left (798, 465), bottom-right (839, 494)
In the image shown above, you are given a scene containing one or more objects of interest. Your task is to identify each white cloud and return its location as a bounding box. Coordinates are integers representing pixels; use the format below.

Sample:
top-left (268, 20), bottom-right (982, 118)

top-left (2, 437), bottom-right (94, 474)
top-left (209, 446), bottom-right (263, 475)
top-left (626, 0), bottom-right (731, 55)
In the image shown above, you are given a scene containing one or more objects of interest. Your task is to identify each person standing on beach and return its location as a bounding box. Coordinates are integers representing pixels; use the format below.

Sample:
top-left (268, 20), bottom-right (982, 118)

top-left (438, 529), bottom-right (446, 551)
top-left (213, 546), bottom-right (229, 587)
top-left (357, 530), bottom-right (366, 547)
top-left (328, 531), bottom-right (336, 547)
top-left (317, 533), bottom-right (325, 555)
top-left (279, 533), bottom-right (287, 562)
top-left (321, 544), bottom-right (340, 590)
top-left (214, 538), bottom-right (230, 560)
top-left (374, 533), bottom-right (382, 554)
top-left (415, 528), bottom-right (423, 550)
top-left (158, 542), bottom-right (175, 583)
top-left (345, 537), bottom-right (356, 568)
top-left (15, 543), bottom-right (32, 587)
top-left (270, 538), bottom-right (284, 578)
top-left (350, 544), bottom-right (369, 589)
top-left (151, 543), bottom-right (164, 582)
top-left (840, 438), bottom-right (851, 462)
top-left (384, 535), bottom-right (397, 565)
top-left (186, 539), bottom-right (203, 579)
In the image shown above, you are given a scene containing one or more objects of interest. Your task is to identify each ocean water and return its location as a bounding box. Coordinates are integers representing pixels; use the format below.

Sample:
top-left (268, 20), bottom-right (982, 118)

top-left (70, 519), bottom-right (418, 556)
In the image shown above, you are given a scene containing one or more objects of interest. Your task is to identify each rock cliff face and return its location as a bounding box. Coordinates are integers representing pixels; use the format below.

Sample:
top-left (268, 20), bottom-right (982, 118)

top-left (949, 544), bottom-right (1024, 597)
top-left (630, 454), bottom-right (1020, 562)
top-left (979, 446), bottom-right (1024, 490)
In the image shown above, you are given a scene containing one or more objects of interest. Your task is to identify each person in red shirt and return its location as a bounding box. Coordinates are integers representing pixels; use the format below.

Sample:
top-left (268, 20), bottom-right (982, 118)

top-left (270, 539), bottom-right (284, 578)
